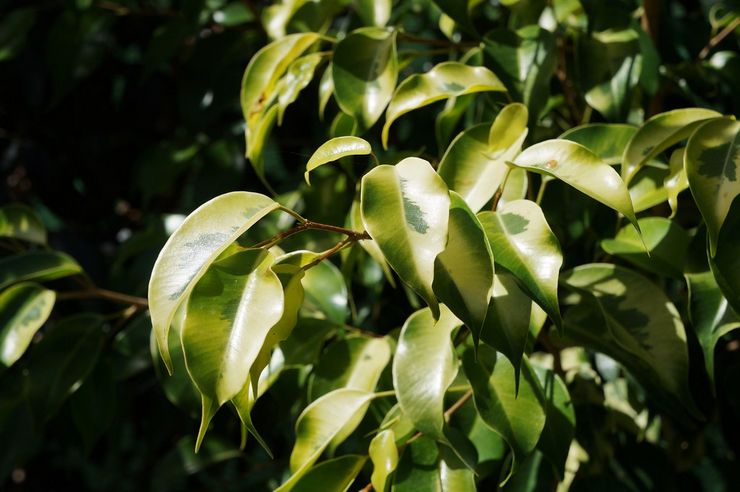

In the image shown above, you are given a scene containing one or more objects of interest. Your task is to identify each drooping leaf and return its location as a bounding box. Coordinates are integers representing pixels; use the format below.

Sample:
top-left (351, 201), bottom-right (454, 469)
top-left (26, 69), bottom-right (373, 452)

top-left (478, 199), bottom-right (563, 328)
top-left (361, 157), bottom-right (450, 315)
top-left (462, 347), bottom-right (546, 481)
top-left (393, 306), bottom-right (460, 439)
top-left (483, 26), bottom-right (557, 123)
top-left (231, 374), bottom-right (272, 457)
top-left (356, 0), bottom-right (391, 27)
top-left (561, 264), bottom-right (700, 420)
top-left (433, 192), bottom-right (494, 345)
top-left (332, 27), bottom-right (397, 130)
top-left (664, 147), bottom-right (689, 218)
top-left (392, 435), bottom-right (476, 492)
top-left (0, 282), bottom-right (55, 369)
top-left (382, 62), bottom-right (507, 148)
top-left (277, 388), bottom-right (375, 491)
top-left (514, 139), bottom-right (640, 230)
top-left (685, 118), bottom-right (740, 256)
top-left (309, 336), bottom-right (392, 400)
top-left (621, 107), bottom-right (720, 184)
top-left (560, 123), bottom-right (637, 165)
top-left (0, 204), bottom-right (46, 244)
top-left (370, 430), bottom-right (399, 492)
top-left (438, 107), bottom-right (528, 212)
top-left (291, 455), bottom-right (368, 492)
top-left (685, 271), bottom-right (740, 388)
top-left (277, 53), bottom-right (325, 124)
top-left (27, 314), bottom-right (104, 422)
top-left (532, 366), bottom-right (575, 479)
top-left (149, 191), bottom-right (278, 372)
top-left (318, 63), bottom-right (334, 120)
top-left (601, 217), bottom-right (689, 278)
top-left (0, 251), bottom-right (82, 291)
top-left (181, 249), bottom-right (283, 449)
top-left (305, 136), bottom-right (372, 185)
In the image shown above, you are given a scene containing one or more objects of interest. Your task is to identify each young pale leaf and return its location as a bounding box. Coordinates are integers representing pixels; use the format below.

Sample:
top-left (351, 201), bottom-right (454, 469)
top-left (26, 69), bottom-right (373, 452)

top-left (621, 107), bottom-right (720, 184)
top-left (665, 147), bottom-right (689, 218)
top-left (560, 123), bottom-right (637, 165)
top-left (438, 122), bottom-right (527, 212)
top-left (0, 251), bottom-right (82, 291)
top-left (686, 271), bottom-right (740, 388)
top-left (462, 347), bottom-right (546, 481)
top-left (182, 249), bottom-right (283, 408)
top-left (361, 157), bottom-right (450, 315)
top-left (532, 366), bottom-right (575, 479)
top-left (392, 436), bottom-right (476, 492)
top-left (370, 430), bottom-right (398, 492)
top-left (332, 27), bottom-right (397, 130)
top-left (561, 264), bottom-right (700, 420)
top-left (513, 139), bottom-right (640, 230)
top-left (478, 199), bottom-right (563, 328)
top-left (393, 306), bottom-right (461, 439)
top-left (489, 103), bottom-right (529, 153)
top-left (305, 136), bottom-right (372, 185)
top-left (0, 204), bottom-right (46, 244)
top-left (356, 0), bottom-right (391, 27)
top-left (382, 62), bottom-right (507, 148)
top-left (0, 282), bottom-right (55, 368)
top-left (479, 272), bottom-right (539, 378)
top-left (277, 389), bottom-right (375, 491)
top-left (149, 191), bottom-right (278, 372)
top-left (601, 217), bottom-right (689, 278)
top-left (290, 455), bottom-right (368, 492)
top-left (433, 192), bottom-right (494, 345)
top-left (685, 118), bottom-right (740, 256)
top-left (309, 336), bottom-right (392, 400)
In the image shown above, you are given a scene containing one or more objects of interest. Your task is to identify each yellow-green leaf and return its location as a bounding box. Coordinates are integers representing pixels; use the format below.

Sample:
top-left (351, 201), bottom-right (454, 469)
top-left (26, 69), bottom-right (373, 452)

top-left (392, 435), bottom-right (476, 492)
top-left (0, 282), bottom-right (55, 368)
top-left (382, 62), bottom-right (507, 148)
top-left (149, 191), bottom-right (278, 372)
top-left (0, 204), bottom-right (46, 244)
top-left (665, 147), bottom-right (689, 218)
top-left (356, 0), bottom-right (391, 27)
top-left (291, 455), bottom-right (368, 492)
top-left (361, 157), bottom-right (450, 315)
top-left (370, 429), bottom-right (398, 492)
top-left (305, 136), bottom-right (372, 185)
top-left (560, 123), bottom-right (637, 165)
top-left (277, 52), bottom-right (325, 124)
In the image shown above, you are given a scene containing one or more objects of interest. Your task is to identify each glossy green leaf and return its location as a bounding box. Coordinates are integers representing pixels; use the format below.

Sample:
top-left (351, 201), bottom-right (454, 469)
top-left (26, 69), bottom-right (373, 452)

top-left (356, 0), bottom-right (391, 27)
top-left (0, 282), bottom-right (55, 368)
top-left (0, 251), bottom-right (82, 291)
top-left (393, 306), bottom-right (460, 439)
top-left (370, 430), bottom-right (398, 492)
top-left (149, 191), bottom-right (278, 372)
top-left (561, 264), bottom-right (700, 420)
top-left (333, 27), bottom-right (397, 130)
top-left (277, 53), bottom-right (325, 124)
top-left (601, 217), bottom-right (689, 278)
top-left (621, 107), bottom-right (721, 184)
top-left (431, 0), bottom-right (477, 34)
top-left (349, 199), bottom-right (395, 285)
top-left (392, 436), bottom-right (476, 492)
top-left (478, 199), bottom-right (563, 328)
top-left (309, 336), bottom-right (392, 399)
top-left (664, 147), bottom-right (689, 218)
top-left (301, 257), bottom-right (348, 323)
top-left (438, 119), bottom-right (527, 212)
top-left (483, 26), bottom-right (557, 123)
top-left (181, 249), bottom-right (283, 448)
top-left (709, 202), bottom-right (740, 315)
top-left (462, 347), bottom-right (546, 480)
top-left (628, 165), bottom-right (670, 213)
top-left (532, 366), bottom-right (575, 478)
top-left (231, 375), bottom-right (272, 457)
top-left (433, 192), bottom-right (494, 344)
top-left (685, 118), bottom-right (740, 256)
top-left (28, 314), bottom-right (104, 421)
top-left (382, 62), bottom-right (507, 148)
top-left (686, 271), bottom-right (740, 387)
top-left (0, 204), bottom-right (46, 244)
top-left (560, 124), bottom-right (637, 165)
top-left (291, 455), bottom-right (367, 492)
top-left (278, 388), bottom-right (374, 491)
top-left (305, 136), bottom-right (372, 185)
top-left (318, 63), bottom-right (334, 120)
top-left (361, 157), bottom-right (450, 314)
top-left (514, 139), bottom-right (639, 229)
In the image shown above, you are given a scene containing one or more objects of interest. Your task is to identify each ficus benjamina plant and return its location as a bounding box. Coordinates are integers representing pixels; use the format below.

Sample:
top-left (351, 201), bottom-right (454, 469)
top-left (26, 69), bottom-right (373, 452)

top-left (1, 0), bottom-right (739, 490)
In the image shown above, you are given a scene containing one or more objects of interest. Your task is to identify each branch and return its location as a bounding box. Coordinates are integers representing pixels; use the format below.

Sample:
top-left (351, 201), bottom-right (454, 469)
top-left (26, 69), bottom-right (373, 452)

top-left (699, 17), bottom-right (740, 60)
top-left (57, 287), bottom-right (149, 307)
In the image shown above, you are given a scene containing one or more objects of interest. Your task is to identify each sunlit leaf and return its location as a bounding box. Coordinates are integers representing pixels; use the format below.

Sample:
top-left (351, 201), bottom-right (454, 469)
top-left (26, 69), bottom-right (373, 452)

top-left (349, 199), bottom-right (395, 285)
top-left (149, 191), bottom-right (278, 372)
top-left (0, 204), bottom-right (46, 244)
top-left (370, 429), bottom-right (398, 492)
top-left (560, 123), bottom-right (637, 165)
top-left (0, 282), bottom-right (55, 369)
top-left (356, 0), bottom-right (391, 27)
top-left (392, 435), bottom-right (476, 492)
top-left (664, 147), bottom-right (689, 218)
top-left (277, 53), bottom-right (325, 124)
top-left (291, 455), bottom-right (368, 492)
top-left (333, 27), bottom-right (397, 130)
top-left (382, 62), bottom-right (506, 148)
top-left (305, 136), bottom-right (372, 185)
top-left (361, 157), bottom-right (450, 315)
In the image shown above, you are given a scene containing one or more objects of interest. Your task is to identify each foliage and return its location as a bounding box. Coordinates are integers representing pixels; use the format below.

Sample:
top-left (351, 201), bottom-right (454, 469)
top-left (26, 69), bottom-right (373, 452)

top-left (1, 0), bottom-right (740, 490)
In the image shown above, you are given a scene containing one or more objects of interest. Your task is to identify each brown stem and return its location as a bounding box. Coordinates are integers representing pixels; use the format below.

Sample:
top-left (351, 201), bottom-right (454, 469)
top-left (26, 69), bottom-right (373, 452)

top-left (444, 389), bottom-right (473, 420)
top-left (491, 166), bottom-right (513, 211)
top-left (303, 238), bottom-right (355, 270)
top-left (698, 17), bottom-right (740, 60)
top-left (57, 287), bottom-right (149, 307)
top-left (251, 220), bottom-right (370, 249)
top-left (555, 36), bottom-right (581, 126)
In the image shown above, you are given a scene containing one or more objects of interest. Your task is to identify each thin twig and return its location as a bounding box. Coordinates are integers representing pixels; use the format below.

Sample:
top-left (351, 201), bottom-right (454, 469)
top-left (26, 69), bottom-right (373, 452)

top-left (555, 35), bottom-right (581, 125)
top-left (491, 166), bottom-right (513, 211)
top-left (303, 238), bottom-right (355, 270)
top-left (698, 17), bottom-right (740, 60)
top-left (57, 287), bottom-right (149, 307)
